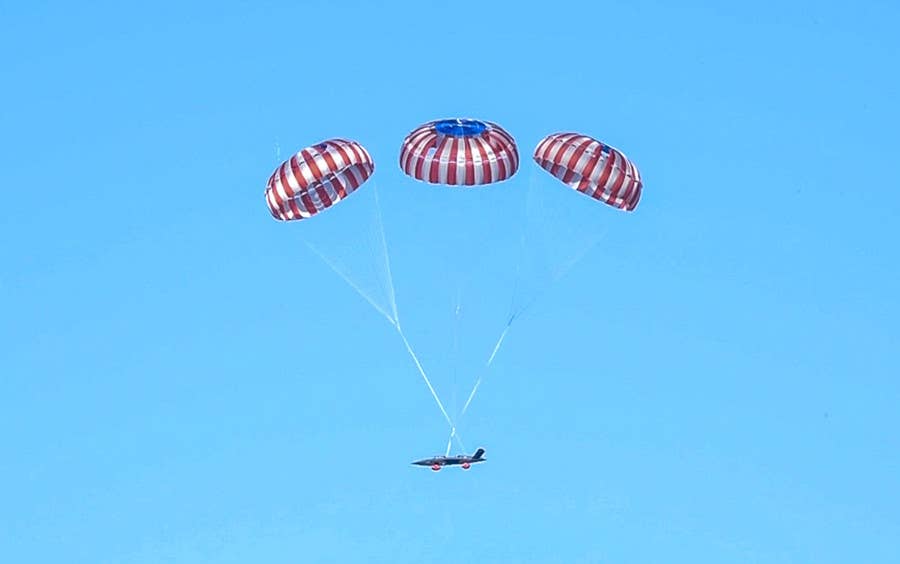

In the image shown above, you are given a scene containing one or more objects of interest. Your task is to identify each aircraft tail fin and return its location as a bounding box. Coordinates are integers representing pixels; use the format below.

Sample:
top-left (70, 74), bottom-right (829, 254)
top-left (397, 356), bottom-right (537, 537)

top-left (473, 448), bottom-right (485, 460)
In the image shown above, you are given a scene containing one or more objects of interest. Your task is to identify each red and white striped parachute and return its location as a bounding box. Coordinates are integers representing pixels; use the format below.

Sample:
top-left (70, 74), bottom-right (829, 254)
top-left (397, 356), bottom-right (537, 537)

top-left (533, 133), bottom-right (642, 212)
top-left (399, 118), bottom-right (519, 186)
top-left (265, 138), bottom-right (375, 221)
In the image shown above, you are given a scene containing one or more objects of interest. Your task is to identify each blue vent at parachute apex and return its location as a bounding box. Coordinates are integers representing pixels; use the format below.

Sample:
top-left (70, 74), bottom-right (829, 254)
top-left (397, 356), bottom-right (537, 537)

top-left (434, 118), bottom-right (487, 137)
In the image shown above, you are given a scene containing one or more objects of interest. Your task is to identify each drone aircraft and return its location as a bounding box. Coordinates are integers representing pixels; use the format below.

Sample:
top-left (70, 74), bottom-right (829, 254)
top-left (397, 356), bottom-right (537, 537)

top-left (412, 448), bottom-right (487, 471)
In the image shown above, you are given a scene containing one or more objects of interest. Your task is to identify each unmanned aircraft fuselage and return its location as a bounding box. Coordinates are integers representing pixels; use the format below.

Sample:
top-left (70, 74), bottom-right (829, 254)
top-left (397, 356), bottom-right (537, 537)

top-left (412, 448), bottom-right (486, 471)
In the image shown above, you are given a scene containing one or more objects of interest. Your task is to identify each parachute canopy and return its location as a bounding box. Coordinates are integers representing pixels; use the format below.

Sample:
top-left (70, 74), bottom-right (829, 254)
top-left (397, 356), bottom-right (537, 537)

top-left (265, 138), bottom-right (375, 221)
top-left (533, 133), bottom-right (642, 212)
top-left (399, 118), bottom-right (519, 186)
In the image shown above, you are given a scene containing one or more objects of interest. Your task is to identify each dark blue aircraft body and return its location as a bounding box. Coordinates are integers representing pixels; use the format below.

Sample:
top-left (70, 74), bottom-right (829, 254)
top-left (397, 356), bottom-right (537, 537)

top-left (412, 448), bottom-right (486, 471)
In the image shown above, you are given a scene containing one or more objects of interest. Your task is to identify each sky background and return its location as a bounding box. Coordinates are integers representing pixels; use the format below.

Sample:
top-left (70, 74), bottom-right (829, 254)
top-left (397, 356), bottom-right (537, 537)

top-left (2, 0), bottom-right (900, 562)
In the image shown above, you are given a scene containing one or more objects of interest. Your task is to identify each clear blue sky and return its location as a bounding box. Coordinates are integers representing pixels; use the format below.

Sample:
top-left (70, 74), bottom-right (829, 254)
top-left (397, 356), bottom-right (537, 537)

top-left (2, 1), bottom-right (899, 562)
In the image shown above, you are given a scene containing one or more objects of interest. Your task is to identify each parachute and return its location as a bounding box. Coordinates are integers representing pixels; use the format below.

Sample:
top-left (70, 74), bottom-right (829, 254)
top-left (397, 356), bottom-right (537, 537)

top-left (265, 138), bottom-right (375, 221)
top-left (533, 132), bottom-right (642, 211)
top-left (399, 118), bottom-right (519, 186)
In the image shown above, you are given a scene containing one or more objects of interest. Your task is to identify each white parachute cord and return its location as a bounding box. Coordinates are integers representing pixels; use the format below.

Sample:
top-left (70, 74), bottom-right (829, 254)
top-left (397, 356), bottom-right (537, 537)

top-left (505, 229), bottom-right (606, 324)
top-left (444, 426), bottom-right (467, 456)
top-left (460, 381), bottom-right (481, 419)
top-left (372, 183), bottom-right (399, 323)
top-left (507, 181), bottom-right (533, 322)
top-left (457, 172), bottom-right (611, 421)
top-left (460, 315), bottom-right (514, 417)
top-left (506, 169), bottom-right (611, 324)
top-left (458, 233), bottom-right (605, 418)
top-left (454, 174), bottom-right (532, 422)
top-left (455, 176), bottom-right (531, 418)
top-left (395, 323), bottom-right (459, 437)
top-left (450, 287), bottom-right (462, 419)
top-left (485, 317), bottom-right (514, 368)
top-left (301, 182), bottom-right (402, 328)
top-left (373, 185), bottom-right (465, 453)
top-left (304, 240), bottom-right (396, 326)
top-left (302, 186), bottom-right (465, 453)
top-left (550, 226), bottom-right (607, 286)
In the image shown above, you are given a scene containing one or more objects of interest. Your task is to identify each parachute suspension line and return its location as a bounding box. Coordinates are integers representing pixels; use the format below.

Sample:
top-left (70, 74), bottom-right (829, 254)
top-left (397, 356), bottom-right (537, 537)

top-left (395, 325), bottom-right (449, 426)
top-left (460, 380), bottom-right (481, 419)
top-left (302, 182), bottom-right (402, 328)
top-left (303, 239), bottom-right (396, 326)
top-left (459, 316), bottom-right (514, 418)
top-left (450, 286), bottom-right (462, 419)
top-left (372, 183), bottom-right (399, 323)
top-left (507, 169), bottom-right (611, 323)
top-left (552, 227), bottom-right (607, 283)
top-left (505, 169), bottom-right (546, 322)
top-left (500, 232), bottom-right (605, 327)
top-left (456, 171), bottom-right (537, 420)
top-left (394, 324), bottom-right (464, 451)
top-left (374, 186), bottom-right (464, 452)
top-left (307, 183), bottom-right (465, 453)
top-left (505, 174), bottom-right (534, 322)
top-left (507, 238), bottom-right (525, 321)
top-left (459, 171), bottom-right (609, 420)
top-left (486, 318), bottom-right (514, 368)
top-left (445, 426), bottom-right (467, 456)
